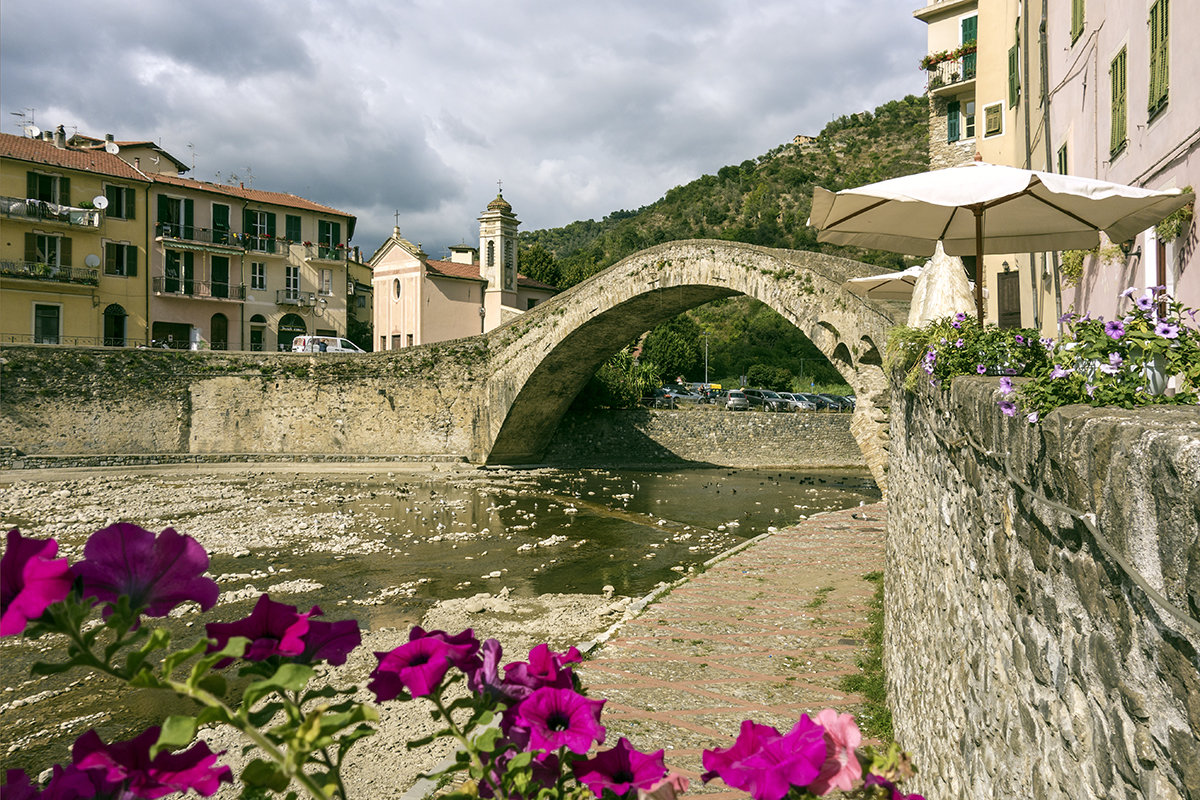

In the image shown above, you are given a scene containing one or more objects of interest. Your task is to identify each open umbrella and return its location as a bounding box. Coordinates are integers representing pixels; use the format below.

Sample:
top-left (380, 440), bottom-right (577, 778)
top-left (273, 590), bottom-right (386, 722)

top-left (843, 264), bottom-right (923, 301)
top-left (809, 161), bottom-right (1195, 323)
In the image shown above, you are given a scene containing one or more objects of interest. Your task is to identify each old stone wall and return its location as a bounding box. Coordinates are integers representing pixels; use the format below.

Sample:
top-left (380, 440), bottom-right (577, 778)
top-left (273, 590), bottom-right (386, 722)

top-left (543, 406), bottom-right (865, 468)
top-left (886, 376), bottom-right (1200, 799)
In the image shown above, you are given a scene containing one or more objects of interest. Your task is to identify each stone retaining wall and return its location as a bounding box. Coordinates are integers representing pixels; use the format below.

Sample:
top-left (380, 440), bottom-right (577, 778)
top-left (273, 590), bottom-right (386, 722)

top-left (542, 406), bottom-right (864, 468)
top-left (886, 376), bottom-right (1200, 799)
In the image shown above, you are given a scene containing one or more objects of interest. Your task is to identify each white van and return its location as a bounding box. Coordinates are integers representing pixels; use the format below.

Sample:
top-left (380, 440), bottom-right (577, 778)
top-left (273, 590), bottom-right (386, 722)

top-left (291, 335), bottom-right (365, 354)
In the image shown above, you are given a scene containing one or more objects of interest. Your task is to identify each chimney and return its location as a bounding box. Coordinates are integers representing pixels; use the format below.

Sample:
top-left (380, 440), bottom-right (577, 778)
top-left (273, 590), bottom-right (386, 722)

top-left (53, 125), bottom-right (66, 149)
top-left (134, 157), bottom-right (140, 170)
top-left (105, 133), bottom-right (115, 143)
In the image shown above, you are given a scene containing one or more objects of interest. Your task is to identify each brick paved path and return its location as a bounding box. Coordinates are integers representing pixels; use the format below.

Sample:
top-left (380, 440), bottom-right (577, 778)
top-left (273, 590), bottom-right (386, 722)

top-left (577, 502), bottom-right (887, 798)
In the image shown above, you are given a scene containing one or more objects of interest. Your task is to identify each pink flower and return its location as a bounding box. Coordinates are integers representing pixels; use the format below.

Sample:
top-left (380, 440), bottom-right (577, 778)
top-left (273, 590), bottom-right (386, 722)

top-left (370, 637), bottom-right (458, 700)
top-left (809, 709), bottom-right (862, 794)
top-left (1, 529), bottom-right (73, 637)
top-left (998, 377), bottom-right (1014, 395)
top-left (737, 715), bottom-right (827, 800)
top-left (638, 773), bottom-right (691, 800)
top-left (5, 763), bottom-right (127, 799)
top-left (72, 727), bottom-right (232, 798)
top-left (504, 642), bottom-right (581, 699)
top-left (572, 737), bottom-right (666, 797)
top-left (976, 364), bottom-right (987, 374)
top-left (514, 686), bottom-right (606, 754)
top-left (297, 616), bottom-right (361, 666)
top-left (74, 524), bottom-right (218, 622)
top-left (864, 773), bottom-right (926, 800)
top-left (702, 720), bottom-right (782, 790)
top-left (205, 594), bottom-right (313, 664)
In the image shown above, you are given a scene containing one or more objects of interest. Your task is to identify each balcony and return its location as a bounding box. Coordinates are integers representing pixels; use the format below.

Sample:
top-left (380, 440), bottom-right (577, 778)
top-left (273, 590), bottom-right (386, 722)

top-left (303, 243), bottom-right (349, 262)
top-left (152, 276), bottom-right (246, 300)
top-left (925, 51), bottom-right (976, 96)
top-left (1, 196), bottom-right (102, 228)
top-left (155, 222), bottom-right (245, 252)
top-left (276, 289), bottom-right (317, 306)
top-left (1, 259), bottom-right (99, 286)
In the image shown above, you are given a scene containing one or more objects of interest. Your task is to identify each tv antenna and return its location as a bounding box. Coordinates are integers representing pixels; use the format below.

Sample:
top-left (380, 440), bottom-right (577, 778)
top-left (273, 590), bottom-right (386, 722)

top-left (10, 108), bottom-right (38, 136)
top-left (187, 143), bottom-right (197, 170)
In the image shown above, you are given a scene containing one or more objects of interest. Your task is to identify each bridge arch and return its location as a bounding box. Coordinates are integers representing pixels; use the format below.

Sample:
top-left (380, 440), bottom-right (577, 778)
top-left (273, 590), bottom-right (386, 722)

top-left (476, 240), bottom-right (903, 493)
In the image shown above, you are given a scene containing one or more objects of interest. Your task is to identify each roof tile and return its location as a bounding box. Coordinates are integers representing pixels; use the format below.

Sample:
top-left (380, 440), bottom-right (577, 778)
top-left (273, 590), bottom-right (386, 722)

top-left (0, 133), bottom-right (149, 182)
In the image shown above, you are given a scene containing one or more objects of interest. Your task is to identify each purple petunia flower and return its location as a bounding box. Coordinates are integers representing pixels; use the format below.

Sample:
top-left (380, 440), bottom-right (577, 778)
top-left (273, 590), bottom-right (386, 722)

top-left (702, 720), bottom-right (782, 791)
top-left (1014, 334), bottom-right (1026, 345)
top-left (955, 338), bottom-right (964, 348)
top-left (370, 637), bottom-right (461, 700)
top-left (864, 773), bottom-right (926, 800)
top-left (1120, 286), bottom-right (1138, 299)
top-left (1058, 311), bottom-right (1077, 324)
top-left (298, 616), bottom-right (361, 666)
top-left (1151, 284), bottom-right (1167, 295)
top-left (999, 377), bottom-right (1014, 395)
top-left (72, 727), bottom-right (232, 798)
top-left (467, 638), bottom-right (507, 699)
top-left (1, 529), bottom-right (73, 637)
top-left (503, 643), bottom-right (582, 700)
top-left (1136, 295), bottom-right (1155, 311)
top-left (205, 594), bottom-right (312, 664)
top-left (1099, 352), bottom-right (1124, 375)
top-left (407, 626), bottom-right (482, 673)
top-left (951, 319), bottom-right (962, 330)
top-left (572, 737), bottom-right (667, 798)
top-left (515, 686), bottom-right (606, 754)
top-left (955, 312), bottom-right (967, 322)
top-left (998, 400), bottom-right (1017, 417)
top-left (1104, 320), bottom-right (1126, 340)
top-left (976, 364), bottom-right (987, 374)
top-left (5, 763), bottom-right (128, 800)
top-left (73, 524), bottom-right (218, 623)
top-left (736, 715), bottom-right (828, 800)
top-left (1050, 365), bottom-right (1069, 379)
top-left (1086, 383), bottom-right (1096, 398)
top-left (1156, 320), bottom-right (1180, 339)
top-left (1027, 411), bottom-right (1040, 424)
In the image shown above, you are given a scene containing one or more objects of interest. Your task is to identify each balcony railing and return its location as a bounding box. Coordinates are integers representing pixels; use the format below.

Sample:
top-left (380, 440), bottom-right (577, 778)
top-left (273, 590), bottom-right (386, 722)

top-left (276, 289), bottom-right (317, 306)
top-left (304, 244), bottom-right (349, 261)
top-left (1, 196), bottom-right (102, 228)
top-left (1, 259), bottom-right (99, 286)
top-left (926, 55), bottom-right (976, 93)
top-left (153, 276), bottom-right (246, 300)
top-left (155, 221), bottom-right (245, 249)
top-left (0, 334), bottom-right (133, 347)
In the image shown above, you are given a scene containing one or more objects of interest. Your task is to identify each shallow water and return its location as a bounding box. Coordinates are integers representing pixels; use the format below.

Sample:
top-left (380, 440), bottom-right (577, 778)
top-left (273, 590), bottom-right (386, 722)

top-left (0, 464), bottom-right (879, 776)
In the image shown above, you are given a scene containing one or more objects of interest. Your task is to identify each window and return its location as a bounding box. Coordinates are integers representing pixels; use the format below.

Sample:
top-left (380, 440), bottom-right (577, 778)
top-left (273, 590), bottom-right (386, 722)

top-left (34, 304), bottom-right (60, 344)
top-left (211, 256), bottom-right (230, 299)
top-left (947, 100), bottom-right (960, 142)
top-left (285, 215), bottom-right (302, 243)
top-left (320, 268), bottom-right (333, 296)
top-left (984, 102), bottom-right (1003, 137)
top-left (212, 204), bottom-right (231, 244)
top-left (164, 250), bottom-right (194, 294)
top-left (356, 294), bottom-right (367, 308)
top-left (104, 242), bottom-right (138, 276)
top-left (1008, 44), bottom-right (1021, 108)
top-left (393, 278), bottom-right (401, 299)
top-left (104, 185), bottom-right (135, 220)
top-left (1071, 0), bottom-right (1085, 43)
top-left (1148, 0), bottom-right (1169, 116)
top-left (103, 304), bottom-right (126, 347)
top-left (997, 271), bottom-right (1022, 328)
top-left (1057, 143), bottom-right (1069, 174)
top-left (285, 265), bottom-right (300, 299)
top-left (26, 172), bottom-right (69, 205)
top-left (243, 209), bottom-right (276, 252)
top-left (961, 16), bottom-right (977, 78)
top-left (251, 262), bottom-right (266, 290)
top-left (317, 220), bottom-right (341, 259)
top-left (157, 195), bottom-right (193, 239)
top-left (964, 100), bottom-right (976, 138)
top-left (487, 241), bottom-right (495, 267)
top-left (407, 334), bottom-right (414, 348)
top-left (211, 313), bottom-right (229, 351)
top-left (527, 298), bottom-right (539, 310)
top-left (1110, 47), bottom-right (1127, 157)
top-left (25, 232), bottom-right (69, 266)
top-left (250, 314), bottom-right (267, 352)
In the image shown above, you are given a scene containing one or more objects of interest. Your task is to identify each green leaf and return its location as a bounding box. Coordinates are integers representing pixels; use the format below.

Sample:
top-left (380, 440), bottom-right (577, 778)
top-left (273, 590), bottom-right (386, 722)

top-left (473, 725), bottom-right (503, 754)
top-left (246, 701), bottom-right (285, 728)
top-left (197, 674), bottom-right (227, 697)
top-left (242, 663), bottom-right (315, 708)
top-left (161, 637), bottom-right (212, 678)
top-left (151, 715), bottom-right (198, 757)
top-left (241, 758), bottom-right (291, 792)
top-left (30, 659), bottom-right (77, 676)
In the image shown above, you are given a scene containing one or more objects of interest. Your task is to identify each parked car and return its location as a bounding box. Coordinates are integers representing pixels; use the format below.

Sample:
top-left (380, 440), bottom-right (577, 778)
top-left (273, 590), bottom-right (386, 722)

top-left (742, 388), bottom-right (788, 412)
top-left (725, 390), bottom-right (750, 411)
top-left (840, 395), bottom-right (857, 410)
top-left (642, 388), bottom-right (677, 409)
top-left (817, 393), bottom-right (853, 411)
top-left (776, 392), bottom-right (817, 411)
top-left (292, 335), bottom-right (365, 354)
top-left (662, 387), bottom-right (704, 404)
top-left (794, 392), bottom-right (831, 410)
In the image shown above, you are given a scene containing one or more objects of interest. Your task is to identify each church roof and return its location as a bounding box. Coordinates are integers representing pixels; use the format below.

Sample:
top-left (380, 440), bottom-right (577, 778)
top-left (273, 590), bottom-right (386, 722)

top-left (486, 193), bottom-right (513, 212)
top-left (424, 258), bottom-right (558, 293)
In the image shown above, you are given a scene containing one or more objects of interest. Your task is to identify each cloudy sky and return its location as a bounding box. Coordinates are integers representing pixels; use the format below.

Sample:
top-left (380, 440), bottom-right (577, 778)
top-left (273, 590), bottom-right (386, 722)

top-left (1, 1), bottom-right (926, 258)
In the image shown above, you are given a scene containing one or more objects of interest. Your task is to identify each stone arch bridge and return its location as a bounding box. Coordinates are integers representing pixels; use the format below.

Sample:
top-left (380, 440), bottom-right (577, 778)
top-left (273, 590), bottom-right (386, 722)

top-left (476, 240), bottom-right (902, 491)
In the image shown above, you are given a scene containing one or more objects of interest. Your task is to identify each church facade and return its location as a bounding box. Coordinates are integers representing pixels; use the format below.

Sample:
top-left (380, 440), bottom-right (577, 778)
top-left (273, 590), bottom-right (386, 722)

top-left (370, 194), bottom-right (556, 350)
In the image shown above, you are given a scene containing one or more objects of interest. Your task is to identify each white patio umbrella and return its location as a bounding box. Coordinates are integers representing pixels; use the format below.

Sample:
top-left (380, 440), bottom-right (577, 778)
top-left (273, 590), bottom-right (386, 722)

top-left (809, 161), bottom-right (1195, 323)
top-left (843, 264), bottom-right (923, 301)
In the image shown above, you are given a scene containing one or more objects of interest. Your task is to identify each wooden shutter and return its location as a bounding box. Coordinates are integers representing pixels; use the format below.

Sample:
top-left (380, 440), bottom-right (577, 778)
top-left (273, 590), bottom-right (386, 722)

top-left (286, 214), bottom-right (301, 242)
top-left (105, 242), bottom-right (118, 274)
top-left (1110, 49), bottom-right (1126, 155)
top-left (158, 195), bottom-right (170, 227)
top-left (1148, 0), bottom-right (1169, 113)
top-left (126, 187), bottom-right (135, 220)
top-left (266, 213), bottom-right (277, 254)
top-left (183, 199), bottom-right (194, 239)
top-left (59, 177), bottom-right (70, 206)
top-left (947, 101), bottom-right (961, 142)
top-left (1008, 45), bottom-right (1021, 108)
top-left (331, 222), bottom-right (341, 247)
top-left (997, 272), bottom-right (1021, 328)
top-left (127, 245), bottom-right (138, 277)
top-left (1071, 0), bottom-right (1084, 41)
top-left (961, 16), bottom-right (977, 78)
top-left (60, 236), bottom-right (72, 266)
top-left (25, 232), bottom-right (37, 262)
top-left (243, 208), bottom-right (255, 235)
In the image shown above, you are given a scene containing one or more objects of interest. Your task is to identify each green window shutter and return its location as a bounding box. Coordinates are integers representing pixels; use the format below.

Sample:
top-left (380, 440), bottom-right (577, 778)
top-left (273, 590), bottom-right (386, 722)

top-left (127, 245), bottom-right (138, 277)
top-left (158, 195), bottom-right (170, 226)
top-left (266, 213), bottom-right (277, 253)
top-left (213, 204), bottom-right (229, 230)
top-left (126, 187), bottom-right (135, 220)
top-left (59, 177), bottom-right (70, 206)
top-left (331, 222), bottom-right (341, 246)
top-left (26, 172), bottom-right (36, 199)
top-left (25, 232), bottom-right (37, 262)
top-left (961, 16), bottom-right (977, 42)
top-left (60, 237), bottom-right (72, 266)
top-left (285, 214), bottom-right (301, 242)
top-left (1008, 45), bottom-right (1021, 108)
top-left (1110, 49), bottom-right (1127, 155)
top-left (105, 243), bottom-right (118, 274)
top-left (1071, 0), bottom-right (1085, 42)
top-left (1148, 0), bottom-right (1169, 113)
top-left (243, 208), bottom-right (255, 234)
top-left (183, 199), bottom-right (194, 239)
top-left (947, 100), bottom-right (961, 142)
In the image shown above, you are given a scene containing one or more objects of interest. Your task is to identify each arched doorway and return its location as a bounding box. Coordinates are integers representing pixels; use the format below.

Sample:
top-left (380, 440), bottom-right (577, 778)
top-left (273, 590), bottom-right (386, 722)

top-left (277, 313), bottom-right (306, 352)
top-left (210, 313), bottom-right (229, 351)
top-left (249, 314), bottom-right (267, 352)
top-left (103, 304), bottom-right (126, 347)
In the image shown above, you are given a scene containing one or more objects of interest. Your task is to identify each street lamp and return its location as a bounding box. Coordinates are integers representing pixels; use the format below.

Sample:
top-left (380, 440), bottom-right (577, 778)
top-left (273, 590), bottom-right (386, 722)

top-left (702, 330), bottom-right (710, 386)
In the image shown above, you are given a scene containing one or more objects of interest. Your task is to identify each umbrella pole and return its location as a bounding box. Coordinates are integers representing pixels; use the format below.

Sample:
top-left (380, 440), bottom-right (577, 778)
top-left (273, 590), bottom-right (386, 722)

top-left (974, 206), bottom-right (985, 324)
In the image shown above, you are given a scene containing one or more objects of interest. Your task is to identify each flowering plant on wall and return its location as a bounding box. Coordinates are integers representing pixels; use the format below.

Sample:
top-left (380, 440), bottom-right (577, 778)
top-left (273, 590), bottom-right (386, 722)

top-left (1, 524), bottom-right (923, 800)
top-left (888, 312), bottom-right (1047, 392)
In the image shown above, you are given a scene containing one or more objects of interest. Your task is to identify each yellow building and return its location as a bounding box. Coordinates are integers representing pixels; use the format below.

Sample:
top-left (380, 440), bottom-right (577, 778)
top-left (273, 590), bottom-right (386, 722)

top-left (1, 128), bottom-right (151, 346)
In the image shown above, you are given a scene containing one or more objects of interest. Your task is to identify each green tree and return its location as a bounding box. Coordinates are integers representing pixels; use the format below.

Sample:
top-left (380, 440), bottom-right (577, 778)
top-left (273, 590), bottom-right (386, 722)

top-left (746, 364), bottom-right (793, 391)
top-left (641, 316), bottom-right (702, 381)
top-left (518, 244), bottom-right (561, 287)
top-left (574, 348), bottom-right (662, 409)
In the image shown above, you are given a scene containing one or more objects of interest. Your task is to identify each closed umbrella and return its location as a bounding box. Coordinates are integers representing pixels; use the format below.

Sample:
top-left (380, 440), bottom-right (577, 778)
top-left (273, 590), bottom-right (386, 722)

top-left (843, 265), bottom-right (923, 301)
top-left (809, 161), bottom-right (1194, 323)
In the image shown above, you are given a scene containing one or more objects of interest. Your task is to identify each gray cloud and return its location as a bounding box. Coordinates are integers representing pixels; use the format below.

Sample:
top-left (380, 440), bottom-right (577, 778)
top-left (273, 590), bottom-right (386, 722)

top-left (1, 0), bottom-right (926, 256)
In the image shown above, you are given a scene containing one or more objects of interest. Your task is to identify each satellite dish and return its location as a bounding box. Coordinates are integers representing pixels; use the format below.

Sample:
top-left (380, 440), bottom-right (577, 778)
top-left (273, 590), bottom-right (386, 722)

top-left (24, 125), bottom-right (41, 138)
top-left (85, 254), bottom-right (101, 268)
top-left (92, 195), bottom-right (109, 210)
top-left (105, 141), bottom-right (120, 154)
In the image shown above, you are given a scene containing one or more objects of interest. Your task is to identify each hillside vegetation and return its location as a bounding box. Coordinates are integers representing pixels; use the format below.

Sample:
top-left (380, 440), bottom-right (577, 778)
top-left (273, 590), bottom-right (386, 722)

top-left (521, 94), bottom-right (930, 395)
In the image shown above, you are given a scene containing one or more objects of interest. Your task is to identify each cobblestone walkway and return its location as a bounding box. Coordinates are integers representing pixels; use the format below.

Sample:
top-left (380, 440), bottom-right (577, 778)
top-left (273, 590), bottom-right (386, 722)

top-left (577, 502), bottom-right (887, 798)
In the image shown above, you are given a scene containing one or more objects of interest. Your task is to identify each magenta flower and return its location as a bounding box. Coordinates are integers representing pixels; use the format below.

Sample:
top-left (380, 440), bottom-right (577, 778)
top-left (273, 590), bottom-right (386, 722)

top-left (74, 524), bottom-right (218, 621)
top-left (370, 637), bottom-right (459, 700)
top-left (297, 616), bottom-right (361, 666)
top-left (467, 637), bottom-right (507, 698)
top-left (809, 709), bottom-right (862, 794)
top-left (1155, 320), bottom-right (1179, 339)
top-left (1104, 320), bottom-right (1126, 340)
top-left (5, 763), bottom-right (128, 799)
top-left (701, 719), bottom-right (782, 790)
top-left (408, 626), bottom-right (481, 671)
top-left (1014, 334), bottom-right (1026, 344)
top-left (205, 594), bottom-right (313, 664)
top-left (864, 773), bottom-right (926, 799)
top-left (737, 715), bottom-right (827, 800)
top-left (72, 727), bottom-right (232, 798)
top-left (639, 773), bottom-right (691, 800)
top-left (1, 530), bottom-right (73, 637)
top-left (504, 642), bottom-right (582, 699)
top-left (998, 400), bottom-right (1017, 417)
top-left (572, 737), bottom-right (666, 798)
top-left (515, 686), bottom-right (606, 754)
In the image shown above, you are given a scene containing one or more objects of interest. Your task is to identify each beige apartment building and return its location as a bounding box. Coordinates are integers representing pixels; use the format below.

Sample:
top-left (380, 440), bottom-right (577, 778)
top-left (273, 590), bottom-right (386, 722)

top-left (371, 194), bottom-right (556, 350)
top-left (916, 0), bottom-right (1195, 329)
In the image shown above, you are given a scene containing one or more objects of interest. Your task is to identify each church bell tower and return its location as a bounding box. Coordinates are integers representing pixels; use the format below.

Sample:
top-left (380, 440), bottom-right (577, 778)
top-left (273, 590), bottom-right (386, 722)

top-left (479, 188), bottom-right (519, 332)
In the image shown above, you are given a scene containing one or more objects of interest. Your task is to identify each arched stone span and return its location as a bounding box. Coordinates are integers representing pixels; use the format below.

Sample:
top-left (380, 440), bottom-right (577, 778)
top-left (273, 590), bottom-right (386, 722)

top-left (475, 240), bottom-right (904, 493)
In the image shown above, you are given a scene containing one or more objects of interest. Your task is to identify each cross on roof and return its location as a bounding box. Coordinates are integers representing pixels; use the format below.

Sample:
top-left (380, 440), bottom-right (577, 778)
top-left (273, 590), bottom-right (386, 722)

top-left (497, 178), bottom-right (503, 194)
top-left (394, 209), bottom-right (401, 226)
